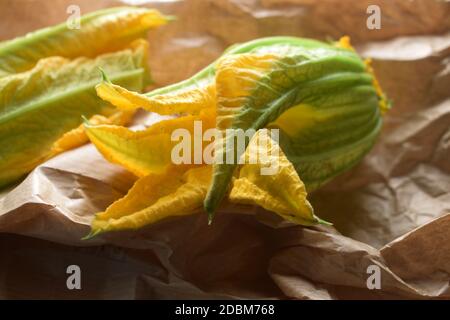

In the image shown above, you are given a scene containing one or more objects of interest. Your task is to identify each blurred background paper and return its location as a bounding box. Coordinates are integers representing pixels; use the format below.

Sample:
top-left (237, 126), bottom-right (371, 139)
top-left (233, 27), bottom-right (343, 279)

top-left (0, 0), bottom-right (449, 299)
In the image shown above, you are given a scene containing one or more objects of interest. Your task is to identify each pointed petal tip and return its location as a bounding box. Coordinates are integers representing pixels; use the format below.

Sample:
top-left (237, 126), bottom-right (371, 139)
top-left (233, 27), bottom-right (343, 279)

top-left (81, 115), bottom-right (91, 127)
top-left (207, 213), bottom-right (214, 226)
top-left (98, 67), bottom-right (111, 83)
top-left (317, 217), bottom-right (333, 226)
top-left (205, 201), bottom-right (215, 226)
top-left (81, 229), bottom-right (101, 241)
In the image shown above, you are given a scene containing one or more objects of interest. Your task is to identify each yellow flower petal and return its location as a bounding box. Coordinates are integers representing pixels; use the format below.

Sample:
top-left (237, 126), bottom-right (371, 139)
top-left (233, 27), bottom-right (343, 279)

top-left (229, 130), bottom-right (324, 226)
top-left (205, 53), bottom-right (278, 217)
top-left (96, 80), bottom-right (216, 115)
top-left (88, 166), bottom-right (211, 236)
top-left (51, 111), bottom-right (134, 155)
top-left (85, 108), bottom-right (216, 177)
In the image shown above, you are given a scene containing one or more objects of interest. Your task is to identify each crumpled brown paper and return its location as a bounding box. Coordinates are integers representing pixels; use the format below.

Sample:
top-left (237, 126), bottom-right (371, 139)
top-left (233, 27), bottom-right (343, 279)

top-left (0, 0), bottom-right (449, 299)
